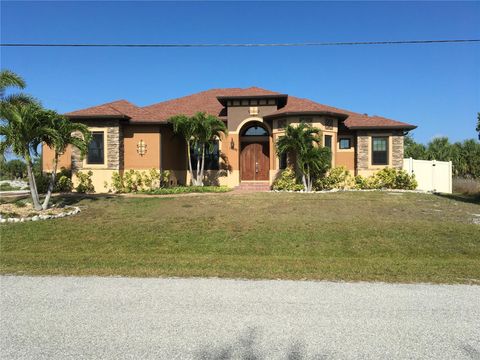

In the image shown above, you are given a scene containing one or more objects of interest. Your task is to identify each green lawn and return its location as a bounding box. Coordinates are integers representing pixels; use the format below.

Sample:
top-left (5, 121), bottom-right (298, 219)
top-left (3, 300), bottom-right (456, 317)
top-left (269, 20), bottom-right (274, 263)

top-left (1, 191), bottom-right (479, 283)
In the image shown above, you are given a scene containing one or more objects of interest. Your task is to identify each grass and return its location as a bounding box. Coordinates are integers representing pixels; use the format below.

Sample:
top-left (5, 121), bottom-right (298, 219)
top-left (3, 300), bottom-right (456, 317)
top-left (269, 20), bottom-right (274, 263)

top-left (1, 191), bottom-right (479, 284)
top-left (0, 183), bottom-right (23, 191)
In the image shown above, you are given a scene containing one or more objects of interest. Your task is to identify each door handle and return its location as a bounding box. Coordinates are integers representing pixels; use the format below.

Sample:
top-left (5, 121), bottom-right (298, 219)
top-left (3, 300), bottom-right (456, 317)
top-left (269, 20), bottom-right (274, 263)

top-left (255, 162), bottom-right (259, 173)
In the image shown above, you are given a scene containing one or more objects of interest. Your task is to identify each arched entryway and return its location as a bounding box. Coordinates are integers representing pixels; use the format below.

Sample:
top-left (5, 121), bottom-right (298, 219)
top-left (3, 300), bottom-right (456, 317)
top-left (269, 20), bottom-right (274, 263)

top-left (239, 122), bottom-right (270, 181)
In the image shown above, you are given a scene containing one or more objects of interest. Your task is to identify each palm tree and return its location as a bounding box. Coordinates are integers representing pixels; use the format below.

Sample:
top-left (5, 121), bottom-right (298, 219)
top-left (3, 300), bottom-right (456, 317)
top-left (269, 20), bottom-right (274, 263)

top-left (0, 69), bottom-right (33, 105)
top-left (0, 70), bottom-right (26, 97)
top-left (41, 112), bottom-right (91, 209)
top-left (170, 112), bottom-right (227, 186)
top-left (276, 123), bottom-right (330, 192)
top-left (0, 102), bottom-right (57, 210)
top-left (170, 114), bottom-right (199, 185)
top-left (195, 113), bottom-right (228, 186)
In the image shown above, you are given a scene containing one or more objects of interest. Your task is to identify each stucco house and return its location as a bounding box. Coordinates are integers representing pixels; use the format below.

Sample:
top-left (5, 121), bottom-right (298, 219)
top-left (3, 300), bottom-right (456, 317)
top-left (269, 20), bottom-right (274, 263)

top-left (42, 87), bottom-right (416, 191)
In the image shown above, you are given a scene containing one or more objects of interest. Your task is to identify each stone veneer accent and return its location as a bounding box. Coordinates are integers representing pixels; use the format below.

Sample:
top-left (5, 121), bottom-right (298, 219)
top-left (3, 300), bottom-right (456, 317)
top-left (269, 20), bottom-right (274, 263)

top-left (356, 131), bottom-right (370, 171)
top-left (391, 131), bottom-right (404, 169)
top-left (72, 119), bottom-right (123, 171)
top-left (356, 130), bottom-right (404, 172)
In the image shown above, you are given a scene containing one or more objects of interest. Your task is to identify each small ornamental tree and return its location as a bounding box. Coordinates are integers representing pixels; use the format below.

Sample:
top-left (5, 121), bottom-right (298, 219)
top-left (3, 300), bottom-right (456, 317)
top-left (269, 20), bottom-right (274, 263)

top-left (41, 113), bottom-right (91, 209)
top-left (276, 123), bottom-right (331, 192)
top-left (170, 112), bottom-right (227, 186)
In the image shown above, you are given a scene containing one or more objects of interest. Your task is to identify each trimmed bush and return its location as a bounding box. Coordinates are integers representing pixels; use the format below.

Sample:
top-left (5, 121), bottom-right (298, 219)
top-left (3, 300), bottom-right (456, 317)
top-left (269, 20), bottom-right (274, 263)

top-left (76, 171), bottom-right (95, 193)
top-left (354, 168), bottom-right (417, 190)
top-left (315, 166), bottom-right (354, 190)
top-left (272, 167), bottom-right (304, 191)
top-left (106, 169), bottom-right (171, 193)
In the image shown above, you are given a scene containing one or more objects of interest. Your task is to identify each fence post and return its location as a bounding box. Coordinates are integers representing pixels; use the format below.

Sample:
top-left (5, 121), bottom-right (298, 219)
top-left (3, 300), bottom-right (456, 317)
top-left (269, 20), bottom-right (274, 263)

top-left (432, 159), bottom-right (436, 192)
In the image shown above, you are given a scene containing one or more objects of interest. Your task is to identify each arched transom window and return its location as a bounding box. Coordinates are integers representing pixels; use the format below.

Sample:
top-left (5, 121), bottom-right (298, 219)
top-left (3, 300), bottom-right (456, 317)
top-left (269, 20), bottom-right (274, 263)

top-left (242, 124), bottom-right (268, 136)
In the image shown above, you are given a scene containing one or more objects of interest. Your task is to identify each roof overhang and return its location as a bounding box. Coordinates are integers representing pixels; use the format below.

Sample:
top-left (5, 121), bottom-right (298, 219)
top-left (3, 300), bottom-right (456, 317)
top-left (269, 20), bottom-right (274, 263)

top-left (66, 114), bottom-right (130, 120)
top-left (264, 110), bottom-right (348, 120)
top-left (347, 125), bottom-right (417, 130)
top-left (217, 94), bottom-right (288, 107)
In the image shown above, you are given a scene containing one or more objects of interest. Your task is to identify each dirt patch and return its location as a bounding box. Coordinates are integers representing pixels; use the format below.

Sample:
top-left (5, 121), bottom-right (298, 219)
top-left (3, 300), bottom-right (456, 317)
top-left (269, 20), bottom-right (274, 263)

top-left (0, 201), bottom-right (69, 219)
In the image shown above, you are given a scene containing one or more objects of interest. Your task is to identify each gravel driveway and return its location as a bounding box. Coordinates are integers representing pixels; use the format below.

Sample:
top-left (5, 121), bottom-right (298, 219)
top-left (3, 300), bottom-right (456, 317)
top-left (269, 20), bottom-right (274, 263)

top-left (1, 276), bottom-right (479, 359)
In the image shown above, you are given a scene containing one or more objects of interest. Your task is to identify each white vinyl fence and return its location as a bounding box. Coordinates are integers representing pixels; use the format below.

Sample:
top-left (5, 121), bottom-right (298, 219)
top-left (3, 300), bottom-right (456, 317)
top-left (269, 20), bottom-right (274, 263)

top-left (403, 158), bottom-right (452, 193)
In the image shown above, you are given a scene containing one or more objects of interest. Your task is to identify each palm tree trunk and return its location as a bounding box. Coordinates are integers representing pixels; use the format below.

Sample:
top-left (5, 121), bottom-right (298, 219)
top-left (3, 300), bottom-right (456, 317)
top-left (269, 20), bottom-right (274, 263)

top-left (25, 155), bottom-right (42, 210)
top-left (196, 144), bottom-right (201, 186)
top-left (42, 153), bottom-right (58, 210)
top-left (186, 140), bottom-right (195, 186)
top-left (199, 143), bottom-right (206, 187)
top-left (302, 173), bottom-right (307, 192)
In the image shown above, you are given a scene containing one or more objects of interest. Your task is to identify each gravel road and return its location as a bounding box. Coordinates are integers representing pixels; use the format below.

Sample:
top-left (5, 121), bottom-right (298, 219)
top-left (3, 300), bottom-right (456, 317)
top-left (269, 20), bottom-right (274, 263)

top-left (1, 276), bottom-right (479, 359)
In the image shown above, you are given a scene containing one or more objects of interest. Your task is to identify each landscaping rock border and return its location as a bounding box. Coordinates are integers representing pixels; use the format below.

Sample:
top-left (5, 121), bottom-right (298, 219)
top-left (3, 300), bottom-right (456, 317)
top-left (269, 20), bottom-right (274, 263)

top-left (0, 206), bottom-right (81, 224)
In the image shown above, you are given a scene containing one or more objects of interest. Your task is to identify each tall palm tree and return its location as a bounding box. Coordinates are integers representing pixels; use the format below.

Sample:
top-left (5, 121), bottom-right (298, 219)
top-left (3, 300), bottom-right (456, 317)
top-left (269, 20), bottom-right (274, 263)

top-left (0, 102), bottom-right (57, 210)
top-left (41, 112), bottom-right (91, 209)
top-left (170, 112), bottom-right (227, 186)
top-left (276, 123), bottom-right (330, 192)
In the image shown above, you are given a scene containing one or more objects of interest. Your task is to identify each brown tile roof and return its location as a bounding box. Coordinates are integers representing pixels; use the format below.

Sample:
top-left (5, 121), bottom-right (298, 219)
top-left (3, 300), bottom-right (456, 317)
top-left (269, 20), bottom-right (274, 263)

top-left (66, 87), bottom-right (416, 129)
top-left (66, 100), bottom-right (158, 121)
top-left (143, 87), bottom-right (281, 120)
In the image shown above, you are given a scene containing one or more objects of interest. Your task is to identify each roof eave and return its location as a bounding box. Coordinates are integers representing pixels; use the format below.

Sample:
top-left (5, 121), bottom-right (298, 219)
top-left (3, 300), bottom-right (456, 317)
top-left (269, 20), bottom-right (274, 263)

top-left (217, 94), bottom-right (288, 107)
top-left (264, 110), bottom-right (348, 119)
top-left (347, 125), bottom-right (417, 130)
top-left (66, 114), bottom-right (131, 120)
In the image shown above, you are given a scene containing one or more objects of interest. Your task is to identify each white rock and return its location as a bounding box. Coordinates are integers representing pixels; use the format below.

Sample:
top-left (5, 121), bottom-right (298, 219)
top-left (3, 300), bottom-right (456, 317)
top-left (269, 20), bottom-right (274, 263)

top-left (32, 216), bottom-right (39, 221)
top-left (0, 219), bottom-right (6, 223)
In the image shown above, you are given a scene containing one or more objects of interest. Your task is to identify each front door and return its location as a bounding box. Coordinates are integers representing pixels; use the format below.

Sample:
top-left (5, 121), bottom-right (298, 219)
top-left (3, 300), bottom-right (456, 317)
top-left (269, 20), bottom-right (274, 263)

top-left (240, 142), bottom-right (269, 180)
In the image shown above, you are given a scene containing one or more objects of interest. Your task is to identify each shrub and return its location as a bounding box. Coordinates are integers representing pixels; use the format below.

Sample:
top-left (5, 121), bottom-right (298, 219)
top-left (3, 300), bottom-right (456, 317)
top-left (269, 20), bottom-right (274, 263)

top-left (272, 167), bottom-right (304, 191)
top-left (106, 169), bottom-right (172, 193)
top-left (56, 175), bottom-right (73, 192)
top-left (354, 168), bottom-right (417, 190)
top-left (315, 166), bottom-right (354, 190)
top-left (144, 186), bottom-right (231, 195)
top-left (76, 171), bottom-right (94, 193)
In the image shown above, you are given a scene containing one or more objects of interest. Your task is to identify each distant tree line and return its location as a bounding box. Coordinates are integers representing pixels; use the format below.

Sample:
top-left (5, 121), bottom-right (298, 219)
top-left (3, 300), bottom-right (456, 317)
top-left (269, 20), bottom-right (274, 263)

top-left (404, 126), bottom-right (480, 179)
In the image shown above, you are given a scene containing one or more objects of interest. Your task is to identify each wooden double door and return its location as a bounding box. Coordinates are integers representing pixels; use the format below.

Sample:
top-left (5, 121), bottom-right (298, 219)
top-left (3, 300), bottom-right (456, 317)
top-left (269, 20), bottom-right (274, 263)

top-left (240, 142), bottom-right (269, 181)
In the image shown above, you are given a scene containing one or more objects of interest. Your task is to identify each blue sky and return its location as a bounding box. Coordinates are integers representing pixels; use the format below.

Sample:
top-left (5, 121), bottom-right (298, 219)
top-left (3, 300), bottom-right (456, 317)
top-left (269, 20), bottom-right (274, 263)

top-left (1, 1), bottom-right (479, 144)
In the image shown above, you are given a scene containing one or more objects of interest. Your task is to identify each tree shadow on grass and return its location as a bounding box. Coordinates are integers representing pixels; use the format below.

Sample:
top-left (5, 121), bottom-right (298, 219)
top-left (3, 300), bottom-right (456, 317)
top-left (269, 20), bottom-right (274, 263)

top-left (51, 193), bottom-right (118, 207)
top-left (434, 193), bottom-right (480, 205)
top-left (195, 328), bottom-right (328, 360)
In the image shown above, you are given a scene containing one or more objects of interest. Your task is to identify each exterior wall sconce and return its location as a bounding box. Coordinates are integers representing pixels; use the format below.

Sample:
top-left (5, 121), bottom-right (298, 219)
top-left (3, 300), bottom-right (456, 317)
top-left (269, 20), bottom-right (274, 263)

top-left (230, 138), bottom-right (235, 150)
top-left (137, 139), bottom-right (147, 156)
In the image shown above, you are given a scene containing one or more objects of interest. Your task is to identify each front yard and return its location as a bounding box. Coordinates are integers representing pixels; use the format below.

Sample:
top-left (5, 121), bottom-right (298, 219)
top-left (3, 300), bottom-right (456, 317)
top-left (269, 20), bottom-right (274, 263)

top-left (1, 191), bottom-right (479, 284)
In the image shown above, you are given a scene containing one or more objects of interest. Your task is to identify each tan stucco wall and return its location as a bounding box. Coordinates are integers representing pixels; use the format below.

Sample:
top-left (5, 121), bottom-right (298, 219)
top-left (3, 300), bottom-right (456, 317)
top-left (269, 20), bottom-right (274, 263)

top-left (72, 169), bottom-right (116, 193)
top-left (335, 133), bottom-right (355, 172)
top-left (42, 144), bottom-right (72, 172)
top-left (123, 125), bottom-right (161, 170)
top-left (227, 105), bottom-right (277, 132)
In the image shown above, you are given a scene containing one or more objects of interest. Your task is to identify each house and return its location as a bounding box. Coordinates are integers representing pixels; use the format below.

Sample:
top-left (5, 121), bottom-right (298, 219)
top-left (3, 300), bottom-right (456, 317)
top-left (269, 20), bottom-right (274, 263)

top-left (42, 87), bottom-right (416, 192)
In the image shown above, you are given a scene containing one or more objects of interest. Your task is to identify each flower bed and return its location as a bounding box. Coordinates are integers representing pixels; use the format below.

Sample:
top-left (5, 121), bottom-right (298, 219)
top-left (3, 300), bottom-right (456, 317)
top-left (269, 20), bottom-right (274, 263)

top-left (0, 201), bottom-right (81, 224)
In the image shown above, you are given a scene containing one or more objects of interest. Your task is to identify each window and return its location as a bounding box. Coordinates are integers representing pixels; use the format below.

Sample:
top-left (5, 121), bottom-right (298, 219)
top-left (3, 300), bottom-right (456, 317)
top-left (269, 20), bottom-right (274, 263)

top-left (267, 99), bottom-right (276, 105)
top-left (339, 138), bottom-right (351, 149)
top-left (324, 135), bottom-right (332, 150)
top-left (243, 125), bottom-right (268, 136)
top-left (300, 117), bottom-right (312, 124)
top-left (325, 118), bottom-right (334, 130)
top-left (372, 137), bottom-right (388, 165)
top-left (190, 141), bottom-right (219, 170)
top-left (279, 152), bottom-right (288, 169)
top-left (87, 131), bottom-right (105, 164)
